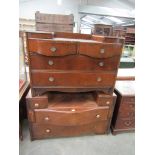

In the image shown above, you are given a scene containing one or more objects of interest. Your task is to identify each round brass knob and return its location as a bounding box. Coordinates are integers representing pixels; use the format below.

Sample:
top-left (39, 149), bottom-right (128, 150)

top-left (34, 103), bottom-right (39, 107)
top-left (49, 77), bottom-right (54, 82)
top-left (97, 77), bottom-right (102, 82)
top-left (44, 117), bottom-right (49, 121)
top-left (106, 101), bottom-right (110, 105)
top-left (48, 60), bottom-right (53, 66)
top-left (71, 109), bottom-right (76, 112)
top-left (96, 114), bottom-right (100, 118)
top-left (45, 129), bottom-right (51, 133)
top-left (99, 62), bottom-right (104, 66)
top-left (100, 49), bottom-right (105, 54)
top-left (50, 47), bottom-right (57, 52)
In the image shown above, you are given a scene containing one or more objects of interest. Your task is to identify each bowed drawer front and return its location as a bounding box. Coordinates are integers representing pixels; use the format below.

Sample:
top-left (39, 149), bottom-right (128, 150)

top-left (28, 39), bottom-right (77, 57)
top-left (34, 107), bottom-right (109, 126)
top-left (28, 39), bottom-right (122, 58)
top-left (78, 42), bottom-right (122, 58)
top-left (30, 54), bottom-right (120, 71)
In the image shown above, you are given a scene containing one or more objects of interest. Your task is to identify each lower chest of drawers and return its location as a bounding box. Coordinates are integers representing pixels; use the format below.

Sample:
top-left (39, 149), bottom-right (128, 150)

top-left (26, 91), bottom-right (116, 140)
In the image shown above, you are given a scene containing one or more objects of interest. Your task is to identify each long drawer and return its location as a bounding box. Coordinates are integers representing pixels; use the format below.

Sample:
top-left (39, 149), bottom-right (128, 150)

top-left (30, 54), bottom-right (120, 71)
top-left (30, 121), bottom-right (108, 139)
top-left (31, 71), bottom-right (116, 87)
top-left (34, 107), bottom-right (109, 125)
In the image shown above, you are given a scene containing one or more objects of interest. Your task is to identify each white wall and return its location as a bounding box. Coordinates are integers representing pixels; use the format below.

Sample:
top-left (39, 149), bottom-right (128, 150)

top-left (19, 0), bottom-right (79, 20)
top-left (19, 0), bottom-right (134, 32)
top-left (19, 0), bottom-right (80, 32)
top-left (19, 0), bottom-right (134, 19)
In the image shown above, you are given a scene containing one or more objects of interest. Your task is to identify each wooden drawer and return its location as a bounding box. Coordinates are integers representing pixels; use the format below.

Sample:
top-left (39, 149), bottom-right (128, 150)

top-left (122, 96), bottom-right (135, 103)
top-left (28, 39), bottom-right (77, 57)
top-left (30, 121), bottom-right (108, 139)
top-left (78, 42), bottom-right (122, 58)
top-left (115, 118), bottom-right (135, 130)
top-left (117, 111), bottom-right (135, 119)
top-left (26, 94), bottom-right (48, 110)
top-left (95, 92), bottom-right (114, 106)
top-left (119, 102), bottom-right (135, 111)
top-left (30, 54), bottom-right (120, 71)
top-left (31, 71), bottom-right (116, 88)
top-left (34, 107), bottom-right (109, 125)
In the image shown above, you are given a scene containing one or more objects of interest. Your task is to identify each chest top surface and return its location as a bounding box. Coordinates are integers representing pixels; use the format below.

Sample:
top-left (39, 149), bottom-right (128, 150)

top-left (115, 81), bottom-right (135, 96)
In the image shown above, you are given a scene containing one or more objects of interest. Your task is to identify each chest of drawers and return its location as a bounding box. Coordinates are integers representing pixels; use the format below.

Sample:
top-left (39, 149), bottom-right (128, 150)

top-left (111, 81), bottom-right (135, 134)
top-left (26, 31), bottom-right (124, 96)
top-left (26, 90), bottom-right (116, 140)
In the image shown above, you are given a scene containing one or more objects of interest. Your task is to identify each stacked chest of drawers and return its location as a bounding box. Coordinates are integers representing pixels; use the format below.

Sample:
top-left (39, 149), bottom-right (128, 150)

top-left (26, 31), bottom-right (124, 140)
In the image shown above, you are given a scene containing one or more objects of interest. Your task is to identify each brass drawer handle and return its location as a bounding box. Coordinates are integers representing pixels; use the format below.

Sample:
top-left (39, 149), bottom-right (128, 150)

top-left (96, 114), bottom-right (100, 118)
top-left (50, 47), bottom-right (57, 52)
top-left (99, 62), bottom-right (104, 66)
top-left (106, 101), bottom-right (110, 105)
top-left (100, 49), bottom-right (105, 54)
top-left (44, 117), bottom-right (49, 121)
top-left (49, 77), bottom-right (54, 82)
top-left (71, 109), bottom-right (76, 112)
top-left (34, 103), bottom-right (39, 107)
top-left (97, 77), bottom-right (102, 82)
top-left (45, 129), bottom-right (51, 133)
top-left (48, 60), bottom-right (54, 66)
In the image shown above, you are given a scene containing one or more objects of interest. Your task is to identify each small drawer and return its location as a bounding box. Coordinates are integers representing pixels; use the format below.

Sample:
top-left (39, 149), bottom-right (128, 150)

top-left (95, 92), bottom-right (113, 106)
top-left (34, 107), bottom-right (109, 126)
top-left (122, 97), bottom-right (135, 103)
top-left (30, 121), bottom-right (108, 139)
top-left (78, 42), bottom-right (122, 58)
top-left (27, 95), bottom-right (48, 109)
top-left (28, 39), bottom-right (77, 57)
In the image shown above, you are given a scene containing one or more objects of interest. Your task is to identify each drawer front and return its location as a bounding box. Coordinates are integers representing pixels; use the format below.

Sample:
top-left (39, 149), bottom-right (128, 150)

top-left (27, 97), bottom-right (48, 109)
top-left (119, 102), bottom-right (135, 111)
top-left (30, 54), bottom-right (120, 71)
top-left (78, 42), bottom-right (122, 58)
top-left (31, 121), bottom-right (108, 139)
top-left (95, 93), bottom-right (114, 106)
top-left (117, 110), bottom-right (135, 119)
top-left (34, 107), bottom-right (109, 125)
top-left (115, 118), bottom-right (135, 130)
top-left (122, 96), bottom-right (135, 103)
top-left (31, 72), bottom-right (116, 88)
top-left (28, 39), bottom-right (77, 56)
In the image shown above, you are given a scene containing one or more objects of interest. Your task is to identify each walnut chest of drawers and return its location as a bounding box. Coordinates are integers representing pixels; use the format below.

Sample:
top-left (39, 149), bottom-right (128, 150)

top-left (26, 90), bottom-right (116, 140)
top-left (26, 31), bottom-right (124, 96)
top-left (111, 81), bottom-right (135, 134)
